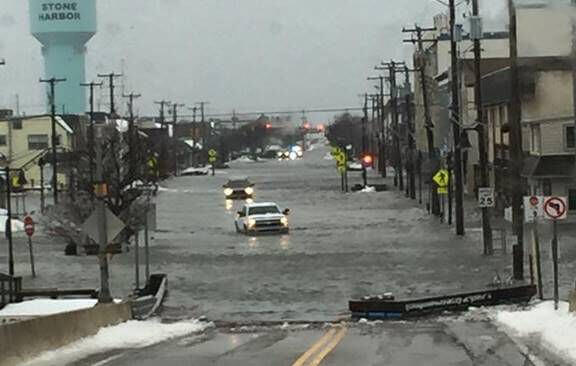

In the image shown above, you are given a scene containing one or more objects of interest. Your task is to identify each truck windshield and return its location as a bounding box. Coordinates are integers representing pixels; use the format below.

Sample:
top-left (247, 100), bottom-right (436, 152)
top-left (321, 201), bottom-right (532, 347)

top-left (249, 206), bottom-right (280, 215)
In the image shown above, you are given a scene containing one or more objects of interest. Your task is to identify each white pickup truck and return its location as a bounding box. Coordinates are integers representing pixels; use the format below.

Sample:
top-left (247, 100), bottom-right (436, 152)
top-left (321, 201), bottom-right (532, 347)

top-left (235, 202), bottom-right (290, 235)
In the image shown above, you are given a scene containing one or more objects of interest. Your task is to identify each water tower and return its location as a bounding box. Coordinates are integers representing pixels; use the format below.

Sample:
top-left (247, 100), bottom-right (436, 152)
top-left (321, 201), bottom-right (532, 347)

top-left (29, 0), bottom-right (97, 114)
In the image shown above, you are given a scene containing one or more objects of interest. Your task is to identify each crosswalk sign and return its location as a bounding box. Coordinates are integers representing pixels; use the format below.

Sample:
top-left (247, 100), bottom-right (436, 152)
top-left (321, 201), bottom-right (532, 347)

top-left (208, 149), bottom-right (217, 157)
top-left (433, 169), bottom-right (449, 187)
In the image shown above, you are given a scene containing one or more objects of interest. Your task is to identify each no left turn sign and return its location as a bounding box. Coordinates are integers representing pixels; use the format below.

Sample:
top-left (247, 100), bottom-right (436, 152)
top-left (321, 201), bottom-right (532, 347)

top-left (544, 197), bottom-right (568, 220)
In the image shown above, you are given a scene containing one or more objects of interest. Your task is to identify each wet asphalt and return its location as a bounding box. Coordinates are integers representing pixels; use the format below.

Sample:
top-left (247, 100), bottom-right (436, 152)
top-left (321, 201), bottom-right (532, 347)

top-left (2, 143), bottom-right (573, 365)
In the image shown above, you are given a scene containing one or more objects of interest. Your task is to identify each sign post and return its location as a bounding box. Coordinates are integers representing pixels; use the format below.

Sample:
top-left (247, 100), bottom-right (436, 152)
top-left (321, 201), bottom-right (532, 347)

top-left (208, 149), bottom-right (218, 176)
top-left (24, 216), bottom-right (36, 277)
top-left (543, 196), bottom-right (568, 310)
top-left (524, 195), bottom-right (544, 300)
top-left (332, 147), bottom-right (348, 192)
top-left (478, 188), bottom-right (495, 208)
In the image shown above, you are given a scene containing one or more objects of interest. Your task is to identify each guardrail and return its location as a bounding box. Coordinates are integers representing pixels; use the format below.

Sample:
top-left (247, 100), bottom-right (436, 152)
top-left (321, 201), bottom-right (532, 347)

top-left (0, 273), bottom-right (22, 309)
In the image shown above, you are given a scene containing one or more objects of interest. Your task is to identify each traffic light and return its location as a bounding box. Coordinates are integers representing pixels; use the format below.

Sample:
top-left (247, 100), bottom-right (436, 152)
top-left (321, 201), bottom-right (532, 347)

top-left (362, 154), bottom-right (373, 168)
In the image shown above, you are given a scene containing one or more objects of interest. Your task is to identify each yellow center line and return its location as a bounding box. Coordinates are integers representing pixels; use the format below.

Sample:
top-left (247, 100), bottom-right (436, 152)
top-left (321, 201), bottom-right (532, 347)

top-left (308, 326), bottom-right (348, 366)
top-left (292, 328), bottom-right (338, 366)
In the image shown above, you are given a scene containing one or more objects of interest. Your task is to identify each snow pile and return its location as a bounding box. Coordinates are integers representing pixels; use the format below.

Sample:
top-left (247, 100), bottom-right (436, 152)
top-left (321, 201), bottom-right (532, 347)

top-left (181, 166), bottom-right (209, 175)
top-left (0, 214), bottom-right (24, 233)
top-left (360, 186), bottom-right (376, 193)
top-left (0, 299), bottom-right (98, 317)
top-left (24, 318), bottom-right (212, 366)
top-left (234, 156), bottom-right (258, 163)
top-left (495, 301), bottom-right (576, 362)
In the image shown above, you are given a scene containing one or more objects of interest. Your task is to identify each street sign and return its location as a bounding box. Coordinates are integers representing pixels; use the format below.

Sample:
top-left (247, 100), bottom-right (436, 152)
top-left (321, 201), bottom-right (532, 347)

top-left (543, 196), bottom-right (568, 220)
top-left (337, 165), bottom-right (346, 174)
top-left (524, 196), bottom-right (544, 223)
top-left (433, 169), bottom-right (449, 187)
top-left (208, 149), bottom-right (217, 157)
top-left (478, 188), bottom-right (495, 208)
top-left (24, 216), bottom-right (34, 237)
top-left (437, 187), bottom-right (448, 194)
top-left (208, 156), bottom-right (217, 163)
top-left (82, 208), bottom-right (126, 245)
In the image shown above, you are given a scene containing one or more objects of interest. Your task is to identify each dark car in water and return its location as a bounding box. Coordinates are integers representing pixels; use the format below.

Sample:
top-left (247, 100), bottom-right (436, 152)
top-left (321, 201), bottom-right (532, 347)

top-left (223, 178), bottom-right (255, 199)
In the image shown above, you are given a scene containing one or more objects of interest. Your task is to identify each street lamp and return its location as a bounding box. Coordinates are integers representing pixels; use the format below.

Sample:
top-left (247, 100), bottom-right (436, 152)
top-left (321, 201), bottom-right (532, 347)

top-left (0, 152), bottom-right (14, 276)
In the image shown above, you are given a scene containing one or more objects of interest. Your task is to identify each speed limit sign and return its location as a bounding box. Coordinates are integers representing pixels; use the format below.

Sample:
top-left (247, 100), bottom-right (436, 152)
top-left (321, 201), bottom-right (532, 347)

top-left (478, 188), bottom-right (495, 208)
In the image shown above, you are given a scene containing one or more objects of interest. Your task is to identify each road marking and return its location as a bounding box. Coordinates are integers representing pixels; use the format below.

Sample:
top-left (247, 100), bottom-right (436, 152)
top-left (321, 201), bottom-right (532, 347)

top-left (292, 326), bottom-right (347, 366)
top-left (292, 328), bottom-right (338, 366)
top-left (308, 326), bottom-right (347, 366)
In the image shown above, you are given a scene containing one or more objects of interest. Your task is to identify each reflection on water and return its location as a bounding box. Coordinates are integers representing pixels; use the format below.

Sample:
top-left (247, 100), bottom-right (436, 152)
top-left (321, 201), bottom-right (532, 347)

top-left (280, 235), bottom-right (291, 250)
top-left (225, 199), bottom-right (234, 212)
top-left (249, 236), bottom-right (259, 249)
top-left (225, 198), bottom-right (254, 213)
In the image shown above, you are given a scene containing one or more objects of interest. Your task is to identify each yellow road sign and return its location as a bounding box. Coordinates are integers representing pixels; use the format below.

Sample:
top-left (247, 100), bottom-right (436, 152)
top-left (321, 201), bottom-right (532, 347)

top-left (437, 187), bottom-right (448, 194)
top-left (209, 157), bottom-right (217, 163)
top-left (208, 149), bottom-right (217, 157)
top-left (338, 165), bottom-right (346, 174)
top-left (335, 152), bottom-right (346, 164)
top-left (433, 169), bottom-right (450, 187)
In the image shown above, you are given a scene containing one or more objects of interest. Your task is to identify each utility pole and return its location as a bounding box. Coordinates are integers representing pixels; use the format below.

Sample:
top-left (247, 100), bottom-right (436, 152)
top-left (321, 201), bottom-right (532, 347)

top-left (449, 0), bottom-right (465, 236)
top-left (362, 93), bottom-right (369, 187)
top-left (123, 92), bottom-right (141, 180)
top-left (154, 100), bottom-right (171, 129)
top-left (383, 61), bottom-right (405, 191)
top-left (190, 106), bottom-right (198, 122)
top-left (81, 81), bottom-right (103, 189)
top-left (170, 103), bottom-right (185, 174)
top-left (39, 77), bottom-right (66, 205)
top-left (97, 73), bottom-right (123, 117)
top-left (508, 0), bottom-right (524, 280)
top-left (94, 125), bottom-right (113, 303)
top-left (368, 75), bottom-right (388, 178)
top-left (155, 100), bottom-right (171, 178)
top-left (404, 67), bottom-right (416, 200)
top-left (196, 101), bottom-right (210, 147)
top-left (472, 0), bottom-right (494, 255)
top-left (403, 25), bottom-right (440, 216)
top-left (171, 103), bottom-right (185, 126)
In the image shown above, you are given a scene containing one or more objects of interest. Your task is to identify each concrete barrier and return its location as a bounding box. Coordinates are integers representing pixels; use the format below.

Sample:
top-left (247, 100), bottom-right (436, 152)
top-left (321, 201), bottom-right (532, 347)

top-left (0, 302), bottom-right (132, 366)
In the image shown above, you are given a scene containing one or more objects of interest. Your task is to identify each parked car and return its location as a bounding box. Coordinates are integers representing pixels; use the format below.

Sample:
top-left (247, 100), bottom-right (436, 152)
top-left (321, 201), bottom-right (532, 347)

top-left (223, 178), bottom-right (255, 199)
top-left (181, 166), bottom-right (210, 176)
top-left (235, 202), bottom-right (290, 235)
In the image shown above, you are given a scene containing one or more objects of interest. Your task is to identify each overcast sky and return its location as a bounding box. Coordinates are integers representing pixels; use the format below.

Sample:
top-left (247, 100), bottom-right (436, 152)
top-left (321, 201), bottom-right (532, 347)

top-left (0, 0), bottom-right (508, 122)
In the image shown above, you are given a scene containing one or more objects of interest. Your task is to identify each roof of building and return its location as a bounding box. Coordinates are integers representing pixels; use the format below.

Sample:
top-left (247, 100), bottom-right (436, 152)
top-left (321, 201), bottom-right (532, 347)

top-left (0, 114), bottom-right (76, 135)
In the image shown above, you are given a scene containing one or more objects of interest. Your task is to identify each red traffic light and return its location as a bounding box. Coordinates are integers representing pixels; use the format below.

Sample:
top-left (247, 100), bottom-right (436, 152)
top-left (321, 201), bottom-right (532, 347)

top-left (362, 154), bottom-right (373, 167)
top-left (265, 123), bottom-right (272, 129)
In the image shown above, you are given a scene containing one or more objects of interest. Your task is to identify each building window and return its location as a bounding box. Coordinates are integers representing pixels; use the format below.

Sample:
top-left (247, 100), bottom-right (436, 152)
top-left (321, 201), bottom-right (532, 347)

top-left (0, 135), bottom-right (6, 146)
top-left (12, 119), bottom-right (22, 130)
top-left (566, 125), bottom-right (575, 150)
top-left (569, 189), bottom-right (576, 211)
top-left (531, 125), bottom-right (541, 153)
top-left (27, 134), bottom-right (49, 150)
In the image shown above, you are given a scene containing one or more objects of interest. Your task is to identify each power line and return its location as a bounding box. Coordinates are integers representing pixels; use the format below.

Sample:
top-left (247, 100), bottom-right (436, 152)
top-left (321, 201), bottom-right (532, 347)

top-left (176, 106), bottom-right (364, 119)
